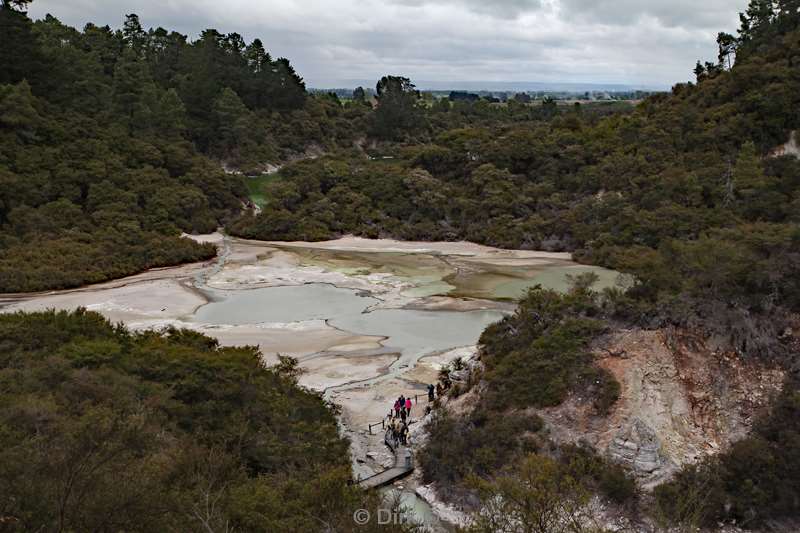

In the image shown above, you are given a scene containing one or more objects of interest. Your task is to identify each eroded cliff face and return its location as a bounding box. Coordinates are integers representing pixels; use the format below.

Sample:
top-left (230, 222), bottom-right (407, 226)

top-left (538, 328), bottom-right (785, 488)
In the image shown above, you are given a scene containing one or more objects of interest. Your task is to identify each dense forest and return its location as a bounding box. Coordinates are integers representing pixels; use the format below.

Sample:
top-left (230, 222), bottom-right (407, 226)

top-left (0, 0), bottom-right (367, 292)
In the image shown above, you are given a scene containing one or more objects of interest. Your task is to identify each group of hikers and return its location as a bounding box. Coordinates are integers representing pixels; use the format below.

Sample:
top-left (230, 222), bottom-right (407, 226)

top-left (386, 384), bottom-right (441, 447)
top-left (388, 395), bottom-right (414, 446)
top-left (388, 416), bottom-right (409, 446)
top-left (393, 395), bottom-right (413, 421)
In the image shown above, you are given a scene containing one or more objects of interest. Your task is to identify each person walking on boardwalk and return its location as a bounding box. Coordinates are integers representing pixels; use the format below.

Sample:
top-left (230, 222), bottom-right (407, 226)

top-left (398, 421), bottom-right (404, 445)
top-left (394, 399), bottom-right (401, 418)
top-left (428, 383), bottom-right (435, 402)
top-left (400, 406), bottom-right (407, 422)
top-left (399, 395), bottom-right (405, 415)
top-left (405, 397), bottom-right (412, 417)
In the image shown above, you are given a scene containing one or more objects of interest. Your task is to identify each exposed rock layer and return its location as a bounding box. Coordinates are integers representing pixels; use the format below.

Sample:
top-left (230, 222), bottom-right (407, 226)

top-left (539, 328), bottom-right (784, 486)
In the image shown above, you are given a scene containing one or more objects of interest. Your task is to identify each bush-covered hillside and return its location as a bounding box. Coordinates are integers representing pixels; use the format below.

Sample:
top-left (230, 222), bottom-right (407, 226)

top-left (414, 3), bottom-right (800, 529)
top-left (0, 2), bottom-right (371, 293)
top-left (0, 309), bottom-right (409, 532)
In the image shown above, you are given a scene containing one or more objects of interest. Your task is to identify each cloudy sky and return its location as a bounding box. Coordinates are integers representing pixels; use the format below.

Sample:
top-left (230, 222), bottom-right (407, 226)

top-left (28, 0), bottom-right (748, 89)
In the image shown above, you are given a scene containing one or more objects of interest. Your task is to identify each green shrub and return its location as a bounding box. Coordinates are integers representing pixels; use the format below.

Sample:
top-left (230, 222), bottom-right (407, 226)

top-left (480, 286), bottom-right (607, 411)
top-left (419, 409), bottom-right (544, 488)
top-left (0, 309), bottom-right (388, 531)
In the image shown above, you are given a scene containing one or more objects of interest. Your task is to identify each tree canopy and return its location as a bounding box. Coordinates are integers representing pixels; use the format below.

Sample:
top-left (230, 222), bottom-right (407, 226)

top-left (0, 309), bottom-right (407, 531)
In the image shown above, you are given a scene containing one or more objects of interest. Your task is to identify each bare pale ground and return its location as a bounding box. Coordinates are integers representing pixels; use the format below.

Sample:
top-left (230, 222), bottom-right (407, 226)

top-left (532, 328), bottom-right (785, 490)
top-left (2, 279), bottom-right (204, 323)
top-left (297, 351), bottom-right (399, 392)
top-left (770, 129), bottom-right (800, 159)
top-left (270, 236), bottom-right (573, 260)
top-left (403, 346), bottom-right (478, 385)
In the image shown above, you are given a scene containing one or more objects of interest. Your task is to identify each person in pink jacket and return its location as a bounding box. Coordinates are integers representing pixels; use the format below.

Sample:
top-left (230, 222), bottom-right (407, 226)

top-left (405, 397), bottom-right (412, 416)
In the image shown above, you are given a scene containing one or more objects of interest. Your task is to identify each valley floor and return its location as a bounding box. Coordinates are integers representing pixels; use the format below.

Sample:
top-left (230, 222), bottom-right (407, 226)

top-left (0, 233), bottom-right (616, 527)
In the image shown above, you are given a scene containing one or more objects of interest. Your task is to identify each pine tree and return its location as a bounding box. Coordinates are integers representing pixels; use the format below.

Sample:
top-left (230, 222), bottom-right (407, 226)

top-left (122, 13), bottom-right (147, 56)
top-left (373, 76), bottom-right (421, 140)
top-left (213, 87), bottom-right (250, 152)
top-left (352, 86), bottom-right (366, 103)
top-left (0, 2), bottom-right (47, 88)
top-left (733, 141), bottom-right (769, 198)
top-left (732, 141), bottom-right (782, 219)
top-left (0, 80), bottom-right (40, 133)
top-left (157, 88), bottom-right (187, 138)
top-left (112, 49), bottom-right (154, 129)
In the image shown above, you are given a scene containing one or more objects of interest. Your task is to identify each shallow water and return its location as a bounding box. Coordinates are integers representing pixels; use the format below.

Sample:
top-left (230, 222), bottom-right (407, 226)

top-left (193, 283), bottom-right (505, 368)
top-left (331, 307), bottom-right (504, 368)
top-left (492, 264), bottom-right (622, 299)
top-left (194, 284), bottom-right (380, 325)
top-left (382, 488), bottom-right (455, 532)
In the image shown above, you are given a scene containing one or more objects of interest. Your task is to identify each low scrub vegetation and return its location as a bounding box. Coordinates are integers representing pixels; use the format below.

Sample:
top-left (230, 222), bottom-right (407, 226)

top-left (479, 280), bottom-right (615, 411)
top-left (0, 309), bottom-right (409, 532)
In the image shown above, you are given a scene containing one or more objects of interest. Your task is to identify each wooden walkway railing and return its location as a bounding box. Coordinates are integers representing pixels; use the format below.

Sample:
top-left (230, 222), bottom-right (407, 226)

top-left (357, 429), bottom-right (414, 489)
top-left (366, 392), bottom-right (432, 434)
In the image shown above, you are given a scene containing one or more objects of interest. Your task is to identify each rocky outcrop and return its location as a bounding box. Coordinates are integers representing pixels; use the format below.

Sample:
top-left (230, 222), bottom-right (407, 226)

top-left (537, 328), bottom-right (784, 488)
top-left (608, 419), bottom-right (670, 480)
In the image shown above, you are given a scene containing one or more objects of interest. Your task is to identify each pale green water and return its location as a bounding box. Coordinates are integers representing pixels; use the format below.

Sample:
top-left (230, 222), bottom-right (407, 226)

top-left (399, 277), bottom-right (456, 298)
top-left (279, 245), bottom-right (621, 301)
top-left (331, 307), bottom-right (504, 367)
top-left (381, 488), bottom-right (455, 532)
top-left (194, 284), bottom-right (380, 324)
top-left (194, 284), bottom-right (505, 366)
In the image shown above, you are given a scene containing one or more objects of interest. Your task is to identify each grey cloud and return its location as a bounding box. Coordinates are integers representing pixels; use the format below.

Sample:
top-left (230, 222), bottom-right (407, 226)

top-left (391, 0), bottom-right (543, 19)
top-left (558, 0), bottom-right (741, 29)
top-left (27, 0), bottom-right (750, 88)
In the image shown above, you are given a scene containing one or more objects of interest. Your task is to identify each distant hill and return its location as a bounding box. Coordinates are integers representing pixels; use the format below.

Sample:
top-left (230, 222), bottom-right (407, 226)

top-left (326, 79), bottom-right (666, 93)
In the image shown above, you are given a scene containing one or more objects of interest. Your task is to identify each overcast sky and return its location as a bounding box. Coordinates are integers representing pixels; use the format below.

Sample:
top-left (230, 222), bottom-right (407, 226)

top-left (28, 0), bottom-right (748, 90)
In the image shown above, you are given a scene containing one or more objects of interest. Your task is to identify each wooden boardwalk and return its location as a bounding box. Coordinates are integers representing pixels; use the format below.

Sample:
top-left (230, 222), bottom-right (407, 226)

top-left (357, 429), bottom-right (414, 490)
